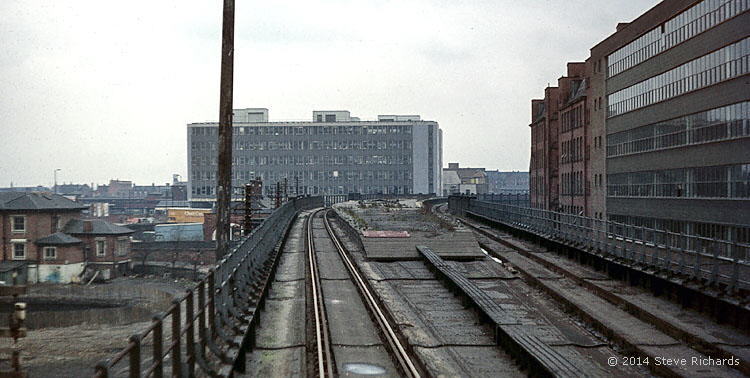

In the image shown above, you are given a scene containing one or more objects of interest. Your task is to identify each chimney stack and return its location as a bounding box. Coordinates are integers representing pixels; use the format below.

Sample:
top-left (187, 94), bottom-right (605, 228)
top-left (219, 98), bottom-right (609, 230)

top-left (83, 220), bottom-right (93, 233)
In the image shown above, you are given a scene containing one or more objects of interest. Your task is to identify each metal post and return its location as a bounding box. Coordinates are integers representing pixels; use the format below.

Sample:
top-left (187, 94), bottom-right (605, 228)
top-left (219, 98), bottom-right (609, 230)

top-left (216, 0), bottom-right (235, 259)
top-left (171, 300), bottom-right (182, 377)
top-left (198, 280), bottom-right (207, 357)
top-left (186, 290), bottom-right (195, 377)
top-left (208, 271), bottom-right (216, 337)
top-left (129, 335), bottom-right (140, 378)
top-left (153, 316), bottom-right (163, 378)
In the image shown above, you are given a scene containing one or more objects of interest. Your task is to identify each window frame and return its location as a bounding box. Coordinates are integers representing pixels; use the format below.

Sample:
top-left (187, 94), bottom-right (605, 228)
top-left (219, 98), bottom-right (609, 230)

top-left (95, 238), bottom-right (106, 257)
top-left (43, 246), bottom-right (57, 260)
top-left (11, 216), bottom-right (25, 233)
top-left (11, 240), bottom-right (26, 260)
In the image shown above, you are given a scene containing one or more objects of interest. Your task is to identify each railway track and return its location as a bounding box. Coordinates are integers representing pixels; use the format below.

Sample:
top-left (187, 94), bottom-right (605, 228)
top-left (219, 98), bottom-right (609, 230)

top-left (306, 209), bottom-right (422, 378)
top-left (434, 202), bottom-right (750, 377)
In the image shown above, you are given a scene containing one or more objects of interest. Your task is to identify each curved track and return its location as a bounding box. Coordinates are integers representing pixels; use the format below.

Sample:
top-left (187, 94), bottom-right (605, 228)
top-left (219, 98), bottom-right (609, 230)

top-left (306, 209), bottom-right (421, 378)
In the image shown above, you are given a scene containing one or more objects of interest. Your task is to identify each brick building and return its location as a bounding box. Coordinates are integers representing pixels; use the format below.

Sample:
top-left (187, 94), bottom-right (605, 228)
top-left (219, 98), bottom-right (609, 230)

top-left (0, 192), bottom-right (133, 283)
top-left (529, 87), bottom-right (561, 210)
top-left (531, 0), bottom-right (749, 241)
top-left (557, 63), bottom-right (590, 216)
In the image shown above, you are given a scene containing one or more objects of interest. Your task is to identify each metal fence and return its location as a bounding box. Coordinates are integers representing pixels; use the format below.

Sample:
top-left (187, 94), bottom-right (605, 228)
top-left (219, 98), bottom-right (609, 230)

top-left (476, 193), bottom-right (530, 207)
top-left (93, 195), bottom-right (323, 378)
top-left (451, 197), bottom-right (749, 292)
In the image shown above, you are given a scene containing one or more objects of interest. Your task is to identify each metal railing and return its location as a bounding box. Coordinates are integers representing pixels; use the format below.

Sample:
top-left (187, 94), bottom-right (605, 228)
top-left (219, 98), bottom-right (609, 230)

top-left (450, 196), bottom-right (750, 292)
top-left (93, 195), bottom-right (323, 378)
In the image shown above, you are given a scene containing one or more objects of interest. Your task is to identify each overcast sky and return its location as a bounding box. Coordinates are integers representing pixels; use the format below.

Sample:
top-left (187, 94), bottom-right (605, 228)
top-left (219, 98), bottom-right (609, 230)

top-left (0, 0), bottom-right (659, 187)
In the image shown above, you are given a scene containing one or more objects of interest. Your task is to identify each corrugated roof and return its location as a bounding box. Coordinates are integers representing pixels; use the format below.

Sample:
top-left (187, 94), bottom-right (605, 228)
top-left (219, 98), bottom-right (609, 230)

top-left (0, 192), bottom-right (87, 211)
top-left (63, 219), bottom-right (134, 235)
top-left (35, 232), bottom-right (83, 246)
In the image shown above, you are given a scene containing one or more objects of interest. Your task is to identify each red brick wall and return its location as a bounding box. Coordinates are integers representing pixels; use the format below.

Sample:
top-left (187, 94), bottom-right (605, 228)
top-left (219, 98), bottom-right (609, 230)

top-left (0, 211), bottom-right (80, 262)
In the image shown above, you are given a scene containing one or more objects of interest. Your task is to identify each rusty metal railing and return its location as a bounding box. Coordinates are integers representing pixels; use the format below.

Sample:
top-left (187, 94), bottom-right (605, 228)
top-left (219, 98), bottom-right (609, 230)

top-left (449, 195), bottom-right (750, 293)
top-left (93, 196), bottom-right (323, 377)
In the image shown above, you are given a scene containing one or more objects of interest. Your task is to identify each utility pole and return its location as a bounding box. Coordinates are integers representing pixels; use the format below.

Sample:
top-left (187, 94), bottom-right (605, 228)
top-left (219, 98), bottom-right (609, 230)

top-left (216, 0), bottom-right (235, 259)
top-left (295, 175), bottom-right (300, 198)
top-left (283, 178), bottom-right (288, 203)
top-left (275, 182), bottom-right (281, 209)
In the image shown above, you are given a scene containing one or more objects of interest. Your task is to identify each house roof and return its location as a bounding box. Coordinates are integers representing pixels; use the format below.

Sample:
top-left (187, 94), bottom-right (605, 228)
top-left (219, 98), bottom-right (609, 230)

top-left (35, 232), bottom-right (83, 246)
top-left (0, 192), bottom-right (87, 211)
top-left (63, 219), bottom-right (135, 235)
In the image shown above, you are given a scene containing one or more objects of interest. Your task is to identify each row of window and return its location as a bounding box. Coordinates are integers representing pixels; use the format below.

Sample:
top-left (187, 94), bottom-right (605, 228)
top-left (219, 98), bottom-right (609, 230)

top-left (561, 136), bottom-right (586, 163)
top-left (193, 169), bottom-right (414, 183)
top-left (607, 163), bottom-right (750, 198)
top-left (190, 125), bottom-right (414, 137)
top-left (608, 37), bottom-right (750, 117)
top-left (608, 0), bottom-right (748, 77)
top-left (8, 238), bottom-right (127, 260)
top-left (191, 139), bottom-right (413, 152)
top-left (191, 184), bottom-right (414, 197)
top-left (608, 214), bottom-right (750, 247)
top-left (560, 104), bottom-right (586, 133)
top-left (191, 154), bottom-right (413, 168)
top-left (561, 171), bottom-right (586, 196)
top-left (607, 101), bottom-right (750, 157)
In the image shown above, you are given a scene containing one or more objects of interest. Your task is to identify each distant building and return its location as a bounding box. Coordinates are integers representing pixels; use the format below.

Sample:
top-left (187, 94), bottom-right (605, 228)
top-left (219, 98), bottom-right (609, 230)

top-left (442, 170), bottom-right (461, 196)
top-left (0, 186), bottom-right (50, 193)
top-left (188, 108), bottom-right (443, 202)
top-left (442, 163), bottom-right (488, 195)
top-left (485, 171), bottom-right (529, 194)
top-left (0, 192), bottom-right (133, 283)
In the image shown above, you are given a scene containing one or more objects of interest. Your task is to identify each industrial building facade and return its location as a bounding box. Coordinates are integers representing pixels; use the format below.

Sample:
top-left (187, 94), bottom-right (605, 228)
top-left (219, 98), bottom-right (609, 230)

top-left (594, 0), bottom-right (750, 242)
top-left (188, 109), bottom-right (442, 202)
top-left (531, 0), bottom-right (749, 243)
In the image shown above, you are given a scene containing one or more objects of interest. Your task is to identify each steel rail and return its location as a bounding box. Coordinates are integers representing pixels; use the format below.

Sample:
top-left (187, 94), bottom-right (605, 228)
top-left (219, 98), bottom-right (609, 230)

top-left (322, 211), bottom-right (421, 378)
top-left (307, 210), bottom-right (335, 378)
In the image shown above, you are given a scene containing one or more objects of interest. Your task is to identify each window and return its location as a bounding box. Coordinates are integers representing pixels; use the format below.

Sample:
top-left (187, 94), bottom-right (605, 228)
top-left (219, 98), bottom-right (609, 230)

top-left (325, 114), bottom-right (336, 122)
top-left (11, 216), bottom-right (25, 232)
top-left (44, 247), bottom-right (56, 260)
top-left (116, 237), bottom-right (128, 257)
top-left (96, 239), bottom-right (106, 257)
top-left (12, 241), bottom-right (25, 260)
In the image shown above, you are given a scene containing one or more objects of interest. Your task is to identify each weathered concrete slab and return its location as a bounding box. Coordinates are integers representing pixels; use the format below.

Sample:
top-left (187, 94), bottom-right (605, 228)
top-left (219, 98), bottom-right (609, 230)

top-left (316, 251), bottom-right (350, 280)
top-left (245, 347), bottom-right (306, 378)
top-left (255, 281), bottom-right (306, 348)
top-left (414, 345), bottom-right (524, 378)
top-left (333, 345), bottom-right (399, 377)
top-left (321, 280), bottom-right (383, 346)
top-left (363, 230), bottom-right (485, 260)
top-left (274, 250), bottom-right (305, 282)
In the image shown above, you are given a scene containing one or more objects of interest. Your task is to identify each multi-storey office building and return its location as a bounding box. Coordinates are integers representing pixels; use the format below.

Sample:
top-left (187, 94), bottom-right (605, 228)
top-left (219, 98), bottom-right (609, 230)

top-left (590, 0), bottom-right (750, 242)
top-left (188, 109), bottom-right (442, 203)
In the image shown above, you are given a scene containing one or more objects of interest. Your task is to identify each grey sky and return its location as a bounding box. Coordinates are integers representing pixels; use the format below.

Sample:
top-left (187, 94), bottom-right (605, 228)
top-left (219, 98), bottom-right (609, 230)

top-left (0, 0), bottom-right (659, 187)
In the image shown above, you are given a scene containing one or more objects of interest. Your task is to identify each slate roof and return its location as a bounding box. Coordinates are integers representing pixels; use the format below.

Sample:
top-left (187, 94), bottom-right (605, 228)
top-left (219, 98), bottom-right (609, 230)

top-left (0, 192), bottom-right (87, 211)
top-left (35, 232), bottom-right (83, 246)
top-left (63, 219), bottom-right (135, 235)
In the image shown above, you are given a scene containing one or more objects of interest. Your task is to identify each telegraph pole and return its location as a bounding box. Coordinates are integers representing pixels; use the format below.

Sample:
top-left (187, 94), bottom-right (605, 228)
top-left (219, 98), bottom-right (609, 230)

top-left (216, 0), bottom-right (235, 259)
